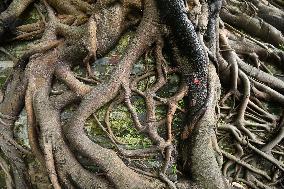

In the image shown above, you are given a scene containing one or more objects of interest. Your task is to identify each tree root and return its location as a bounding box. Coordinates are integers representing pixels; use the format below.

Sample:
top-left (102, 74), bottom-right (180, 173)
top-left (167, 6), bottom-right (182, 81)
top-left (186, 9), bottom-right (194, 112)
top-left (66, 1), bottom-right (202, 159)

top-left (1, 0), bottom-right (284, 188)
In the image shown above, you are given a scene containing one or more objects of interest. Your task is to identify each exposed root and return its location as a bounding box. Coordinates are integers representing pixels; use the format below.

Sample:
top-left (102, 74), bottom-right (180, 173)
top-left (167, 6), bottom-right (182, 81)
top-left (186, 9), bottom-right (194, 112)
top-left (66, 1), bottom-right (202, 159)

top-left (1, 0), bottom-right (284, 188)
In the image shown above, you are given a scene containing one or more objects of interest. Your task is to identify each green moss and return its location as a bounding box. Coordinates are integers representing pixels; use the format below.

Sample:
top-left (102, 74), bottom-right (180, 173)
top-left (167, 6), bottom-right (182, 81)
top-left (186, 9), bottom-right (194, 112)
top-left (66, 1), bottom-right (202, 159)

top-left (111, 31), bottom-right (134, 55)
top-left (178, 99), bottom-right (185, 109)
top-left (279, 43), bottom-right (284, 51)
top-left (171, 163), bottom-right (177, 174)
top-left (137, 75), bottom-right (156, 92)
top-left (108, 103), bottom-right (151, 148)
top-left (132, 96), bottom-right (146, 114)
top-left (109, 104), bottom-right (133, 132)
top-left (22, 7), bottom-right (41, 23)
top-left (14, 110), bottom-right (30, 148)
top-left (84, 100), bottom-right (152, 149)
top-left (155, 105), bottom-right (167, 121)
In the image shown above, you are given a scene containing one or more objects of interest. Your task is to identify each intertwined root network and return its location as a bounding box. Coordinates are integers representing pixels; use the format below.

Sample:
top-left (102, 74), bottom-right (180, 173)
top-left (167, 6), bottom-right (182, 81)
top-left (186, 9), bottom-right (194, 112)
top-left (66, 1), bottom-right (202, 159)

top-left (0, 0), bottom-right (283, 189)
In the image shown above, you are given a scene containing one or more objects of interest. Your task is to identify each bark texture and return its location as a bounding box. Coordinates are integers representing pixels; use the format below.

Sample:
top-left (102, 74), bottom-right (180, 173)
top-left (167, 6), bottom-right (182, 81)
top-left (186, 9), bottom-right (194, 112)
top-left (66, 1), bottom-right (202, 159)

top-left (0, 0), bottom-right (283, 188)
